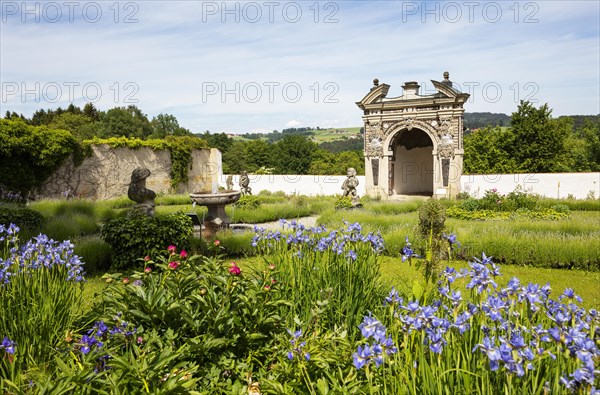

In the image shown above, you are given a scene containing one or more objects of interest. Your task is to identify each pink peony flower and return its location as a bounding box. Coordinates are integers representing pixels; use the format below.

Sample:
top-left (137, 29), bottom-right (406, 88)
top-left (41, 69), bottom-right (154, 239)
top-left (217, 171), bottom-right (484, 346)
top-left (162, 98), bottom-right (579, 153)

top-left (122, 277), bottom-right (130, 284)
top-left (167, 245), bottom-right (177, 254)
top-left (144, 267), bottom-right (152, 274)
top-left (229, 262), bottom-right (241, 276)
top-left (168, 261), bottom-right (180, 270)
top-left (144, 255), bottom-right (151, 261)
top-left (180, 250), bottom-right (188, 258)
top-left (214, 240), bottom-right (221, 246)
top-left (264, 285), bottom-right (271, 291)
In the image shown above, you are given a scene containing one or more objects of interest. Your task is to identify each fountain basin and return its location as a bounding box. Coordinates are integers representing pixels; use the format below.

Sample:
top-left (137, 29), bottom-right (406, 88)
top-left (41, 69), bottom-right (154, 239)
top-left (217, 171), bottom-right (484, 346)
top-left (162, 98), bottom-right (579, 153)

top-left (190, 190), bottom-right (241, 207)
top-left (190, 190), bottom-right (241, 238)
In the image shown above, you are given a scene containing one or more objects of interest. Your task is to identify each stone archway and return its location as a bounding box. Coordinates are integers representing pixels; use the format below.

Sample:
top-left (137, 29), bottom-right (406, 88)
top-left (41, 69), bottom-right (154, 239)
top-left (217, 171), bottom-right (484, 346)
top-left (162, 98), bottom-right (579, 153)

top-left (356, 73), bottom-right (470, 199)
top-left (389, 128), bottom-right (434, 195)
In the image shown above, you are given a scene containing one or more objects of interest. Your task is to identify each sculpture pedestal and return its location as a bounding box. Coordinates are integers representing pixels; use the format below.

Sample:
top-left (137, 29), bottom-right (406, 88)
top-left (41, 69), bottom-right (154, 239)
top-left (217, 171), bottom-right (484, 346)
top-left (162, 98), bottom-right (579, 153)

top-left (189, 191), bottom-right (241, 239)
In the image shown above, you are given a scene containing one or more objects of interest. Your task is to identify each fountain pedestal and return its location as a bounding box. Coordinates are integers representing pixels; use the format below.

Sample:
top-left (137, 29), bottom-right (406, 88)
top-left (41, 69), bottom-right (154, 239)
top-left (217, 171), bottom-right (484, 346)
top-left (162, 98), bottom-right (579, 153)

top-left (189, 191), bottom-right (241, 239)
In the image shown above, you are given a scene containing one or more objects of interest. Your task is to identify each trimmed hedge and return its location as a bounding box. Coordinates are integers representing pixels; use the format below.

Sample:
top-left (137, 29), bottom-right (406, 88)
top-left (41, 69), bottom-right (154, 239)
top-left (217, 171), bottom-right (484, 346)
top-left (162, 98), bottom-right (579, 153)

top-left (0, 206), bottom-right (45, 233)
top-left (101, 212), bottom-right (193, 270)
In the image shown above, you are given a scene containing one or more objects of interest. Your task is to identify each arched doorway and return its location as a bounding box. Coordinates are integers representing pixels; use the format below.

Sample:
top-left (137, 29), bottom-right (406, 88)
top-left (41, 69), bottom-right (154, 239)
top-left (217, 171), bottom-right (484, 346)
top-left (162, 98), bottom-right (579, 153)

top-left (390, 128), bottom-right (434, 195)
top-left (357, 74), bottom-right (469, 199)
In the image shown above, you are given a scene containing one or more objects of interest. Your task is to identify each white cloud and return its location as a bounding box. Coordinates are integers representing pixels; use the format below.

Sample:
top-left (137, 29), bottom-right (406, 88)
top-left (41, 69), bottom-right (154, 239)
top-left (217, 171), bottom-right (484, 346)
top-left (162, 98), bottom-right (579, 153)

top-left (1, 1), bottom-right (598, 133)
top-left (285, 120), bottom-right (301, 128)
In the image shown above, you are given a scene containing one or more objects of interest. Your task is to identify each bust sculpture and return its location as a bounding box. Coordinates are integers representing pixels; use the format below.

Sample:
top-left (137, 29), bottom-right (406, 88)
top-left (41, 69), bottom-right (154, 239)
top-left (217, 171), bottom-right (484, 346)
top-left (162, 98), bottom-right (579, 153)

top-left (128, 168), bottom-right (156, 216)
top-left (239, 171), bottom-right (252, 195)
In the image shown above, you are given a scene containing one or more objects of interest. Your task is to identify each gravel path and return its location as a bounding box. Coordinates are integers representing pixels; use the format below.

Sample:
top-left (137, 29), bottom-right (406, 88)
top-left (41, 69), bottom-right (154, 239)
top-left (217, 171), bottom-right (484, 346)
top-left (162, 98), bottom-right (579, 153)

top-left (231, 215), bottom-right (319, 231)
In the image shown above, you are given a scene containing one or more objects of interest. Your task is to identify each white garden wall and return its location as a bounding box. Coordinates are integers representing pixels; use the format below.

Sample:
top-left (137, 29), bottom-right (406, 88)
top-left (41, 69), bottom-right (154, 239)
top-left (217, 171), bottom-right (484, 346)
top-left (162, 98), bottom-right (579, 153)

top-left (461, 173), bottom-right (600, 200)
top-left (222, 173), bottom-right (600, 200)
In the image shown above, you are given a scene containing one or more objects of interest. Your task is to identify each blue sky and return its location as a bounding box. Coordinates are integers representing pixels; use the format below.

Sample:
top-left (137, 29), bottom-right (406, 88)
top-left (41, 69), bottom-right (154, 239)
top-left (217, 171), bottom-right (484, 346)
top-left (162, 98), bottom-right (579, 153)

top-left (1, 0), bottom-right (599, 133)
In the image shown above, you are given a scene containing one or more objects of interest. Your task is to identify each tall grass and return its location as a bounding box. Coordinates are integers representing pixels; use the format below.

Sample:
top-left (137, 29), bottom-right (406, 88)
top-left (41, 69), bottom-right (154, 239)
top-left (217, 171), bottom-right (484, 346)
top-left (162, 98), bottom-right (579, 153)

top-left (74, 235), bottom-right (113, 274)
top-left (0, 225), bottom-right (84, 377)
top-left (228, 203), bottom-right (315, 223)
top-left (317, 206), bottom-right (600, 271)
top-left (252, 220), bottom-right (387, 334)
top-left (537, 197), bottom-right (600, 211)
top-left (447, 212), bottom-right (600, 270)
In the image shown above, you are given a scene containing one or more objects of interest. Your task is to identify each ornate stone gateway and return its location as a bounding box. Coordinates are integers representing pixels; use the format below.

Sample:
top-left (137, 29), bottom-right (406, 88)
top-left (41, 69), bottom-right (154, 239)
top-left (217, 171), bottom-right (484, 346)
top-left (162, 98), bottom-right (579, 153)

top-left (356, 72), bottom-right (469, 199)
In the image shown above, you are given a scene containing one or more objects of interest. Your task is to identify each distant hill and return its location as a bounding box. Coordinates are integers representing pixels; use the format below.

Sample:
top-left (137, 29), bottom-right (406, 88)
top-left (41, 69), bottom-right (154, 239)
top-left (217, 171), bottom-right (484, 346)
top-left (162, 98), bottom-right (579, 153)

top-left (228, 113), bottom-right (598, 146)
top-left (559, 114), bottom-right (600, 130)
top-left (463, 112), bottom-right (511, 130)
top-left (231, 126), bottom-right (363, 144)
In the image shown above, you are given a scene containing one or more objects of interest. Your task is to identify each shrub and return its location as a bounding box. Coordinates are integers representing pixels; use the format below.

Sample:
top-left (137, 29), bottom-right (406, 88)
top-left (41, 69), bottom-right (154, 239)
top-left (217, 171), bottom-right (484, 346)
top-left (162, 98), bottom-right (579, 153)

top-left (292, 195), bottom-right (308, 208)
top-left (155, 194), bottom-right (191, 206)
top-left (551, 204), bottom-right (570, 214)
top-left (334, 196), bottom-right (354, 210)
top-left (505, 186), bottom-right (538, 211)
top-left (418, 199), bottom-right (446, 239)
top-left (101, 212), bottom-right (193, 270)
top-left (456, 191), bottom-right (471, 200)
top-left (214, 230), bottom-right (256, 257)
top-left (74, 235), bottom-right (113, 274)
top-left (459, 197), bottom-right (481, 211)
top-left (0, 119), bottom-right (86, 194)
top-left (235, 194), bottom-right (260, 209)
top-left (54, 200), bottom-right (96, 217)
top-left (0, 206), bottom-right (45, 233)
top-left (479, 188), bottom-right (505, 211)
top-left (91, 249), bottom-right (285, 388)
top-left (42, 213), bottom-right (99, 241)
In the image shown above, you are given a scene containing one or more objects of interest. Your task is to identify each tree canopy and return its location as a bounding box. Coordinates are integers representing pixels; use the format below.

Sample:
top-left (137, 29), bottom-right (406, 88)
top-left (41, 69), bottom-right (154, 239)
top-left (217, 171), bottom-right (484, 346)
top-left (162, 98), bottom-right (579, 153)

top-left (464, 101), bottom-right (599, 174)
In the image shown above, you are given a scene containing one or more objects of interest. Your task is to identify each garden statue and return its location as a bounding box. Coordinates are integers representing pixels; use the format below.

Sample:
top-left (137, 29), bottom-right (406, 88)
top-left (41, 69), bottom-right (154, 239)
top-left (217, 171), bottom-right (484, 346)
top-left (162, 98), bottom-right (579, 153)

top-left (128, 167), bottom-right (156, 216)
top-left (226, 175), bottom-right (234, 191)
top-left (342, 167), bottom-right (362, 208)
top-left (240, 171), bottom-right (252, 195)
top-left (342, 168), bottom-right (359, 197)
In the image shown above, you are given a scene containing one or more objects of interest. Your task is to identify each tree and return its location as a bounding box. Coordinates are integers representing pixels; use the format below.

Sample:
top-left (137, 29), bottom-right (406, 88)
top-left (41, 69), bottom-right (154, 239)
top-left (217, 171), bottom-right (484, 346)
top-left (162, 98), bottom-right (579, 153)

top-left (150, 114), bottom-right (190, 138)
top-left (309, 149), bottom-right (364, 175)
top-left (198, 132), bottom-right (233, 154)
top-left (463, 127), bottom-right (517, 174)
top-left (505, 101), bottom-right (570, 172)
top-left (83, 103), bottom-right (100, 121)
top-left (222, 142), bottom-right (249, 174)
top-left (271, 135), bottom-right (317, 174)
top-left (99, 106), bottom-right (152, 139)
top-left (48, 112), bottom-right (100, 140)
top-left (244, 140), bottom-right (272, 170)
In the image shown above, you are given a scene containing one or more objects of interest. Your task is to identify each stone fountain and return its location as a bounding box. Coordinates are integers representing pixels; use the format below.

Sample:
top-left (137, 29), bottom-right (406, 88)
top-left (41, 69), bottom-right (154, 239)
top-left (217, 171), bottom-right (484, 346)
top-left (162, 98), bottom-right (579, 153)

top-left (190, 187), bottom-right (241, 239)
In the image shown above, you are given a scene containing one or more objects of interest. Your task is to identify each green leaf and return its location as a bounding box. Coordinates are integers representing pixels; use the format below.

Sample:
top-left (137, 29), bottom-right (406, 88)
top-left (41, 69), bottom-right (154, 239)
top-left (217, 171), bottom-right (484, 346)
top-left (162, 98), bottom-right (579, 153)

top-left (316, 378), bottom-right (330, 395)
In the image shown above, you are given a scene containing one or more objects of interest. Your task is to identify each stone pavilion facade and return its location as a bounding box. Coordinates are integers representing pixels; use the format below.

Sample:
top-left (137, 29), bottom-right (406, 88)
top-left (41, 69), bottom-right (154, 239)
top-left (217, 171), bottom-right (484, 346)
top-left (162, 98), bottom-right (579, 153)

top-left (356, 72), bottom-right (469, 199)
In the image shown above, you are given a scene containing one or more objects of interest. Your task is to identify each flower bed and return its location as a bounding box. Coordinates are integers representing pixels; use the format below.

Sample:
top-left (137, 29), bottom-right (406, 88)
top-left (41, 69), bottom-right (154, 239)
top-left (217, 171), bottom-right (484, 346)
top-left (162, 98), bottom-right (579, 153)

top-left (0, 222), bottom-right (598, 394)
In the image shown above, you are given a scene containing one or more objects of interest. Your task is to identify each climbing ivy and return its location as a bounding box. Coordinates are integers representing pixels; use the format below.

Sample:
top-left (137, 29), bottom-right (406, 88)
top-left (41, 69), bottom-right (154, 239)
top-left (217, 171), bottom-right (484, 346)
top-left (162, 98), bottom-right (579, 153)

top-left (85, 135), bottom-right (209, 189)
top-left (0, 119), bottom-right (85, 194)
top-left (0, 118), bottom-right (210, 196)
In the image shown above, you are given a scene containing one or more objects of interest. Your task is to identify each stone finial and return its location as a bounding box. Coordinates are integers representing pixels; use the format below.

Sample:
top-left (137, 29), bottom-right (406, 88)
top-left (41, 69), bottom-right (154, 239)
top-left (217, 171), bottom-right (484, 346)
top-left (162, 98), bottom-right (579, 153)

top-left (442, 71), bottom-right (452, 87)
top-left (373, 78), bottom-right (379, 87)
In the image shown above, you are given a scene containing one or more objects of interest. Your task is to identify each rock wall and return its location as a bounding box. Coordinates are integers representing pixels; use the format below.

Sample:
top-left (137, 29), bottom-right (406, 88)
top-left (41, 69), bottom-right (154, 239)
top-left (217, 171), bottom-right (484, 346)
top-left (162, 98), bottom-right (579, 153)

top-left (40, 145), bottom-right (221, 200)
